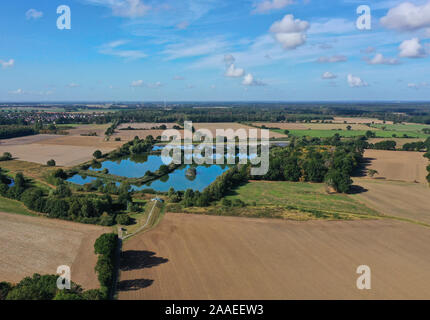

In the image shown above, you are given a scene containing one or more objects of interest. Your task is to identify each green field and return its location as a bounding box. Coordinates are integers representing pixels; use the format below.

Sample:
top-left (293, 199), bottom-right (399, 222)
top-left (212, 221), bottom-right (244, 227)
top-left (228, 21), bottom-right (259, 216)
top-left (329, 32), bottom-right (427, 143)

top-left (274, 128), bottom-right (429, 139)
top-left (0, 196), bottom-right (34, 216)
top-left (370, 123), bottom-right (430, 133)
top-left (225, 181), bottom-right (379, 218)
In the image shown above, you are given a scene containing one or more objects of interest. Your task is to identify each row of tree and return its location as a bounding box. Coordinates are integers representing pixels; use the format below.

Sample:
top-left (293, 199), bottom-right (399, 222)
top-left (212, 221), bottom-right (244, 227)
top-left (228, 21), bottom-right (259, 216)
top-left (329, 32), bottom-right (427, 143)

top-left (168, 165), bottom-right (249, 207)
top-left (0, 274), bottom-right (104, 300)
top-left (94, 233), bottom-right (118, 299)
top-left (0, 169), bottom-right (132, 226)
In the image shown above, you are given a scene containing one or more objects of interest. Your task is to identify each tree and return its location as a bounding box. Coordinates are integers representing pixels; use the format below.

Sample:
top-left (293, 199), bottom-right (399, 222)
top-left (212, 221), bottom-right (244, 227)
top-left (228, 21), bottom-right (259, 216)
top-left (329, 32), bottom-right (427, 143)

top-left (325, 169), bottom-right (353, 193)
top-left (47, 159), bottom-right (56, 167)
top-left (116, 214), bottom-right (132, 225)
top-left (94, 233), bottom-right (118, 257)
top-left (346, 125), bottom-right (352, 131)
top-left (0, 282), bottom-right (12, 300)
top-left (93, 150), bottom-right (103, 159)
top-left (368, 169), bottom-right (379, 178)
top-left (0, 152), bottom-right (12, 161)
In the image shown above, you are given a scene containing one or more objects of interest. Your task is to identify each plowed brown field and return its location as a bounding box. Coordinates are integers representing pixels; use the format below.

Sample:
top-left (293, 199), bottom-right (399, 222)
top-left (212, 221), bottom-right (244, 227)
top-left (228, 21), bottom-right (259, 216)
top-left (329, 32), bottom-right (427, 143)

top-left (0, 212), bottom-right (109, 289)
top-left (118, 213), bottom-right (430, 300)
top-left (363, 149), bottom-right (428, 183)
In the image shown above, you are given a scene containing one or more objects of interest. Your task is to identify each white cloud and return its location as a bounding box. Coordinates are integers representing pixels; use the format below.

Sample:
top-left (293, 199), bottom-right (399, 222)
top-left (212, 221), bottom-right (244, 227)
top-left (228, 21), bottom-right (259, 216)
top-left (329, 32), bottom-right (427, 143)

top-left (308, 18), bottom-right (355, 35)
top-left (321, 72), bottom-right (337, 79)
top-left (380, 2), bottom-right (430, 31)
top-left (131, 80), bottom-right (144, 87)
top-left (398, 38), bottom-right (427, 58)
top-left (85, 0), bottom-right (150, 18)
top-left (99, 40), bottom-right (147, 60)
top-left (225, 64), bottom-right (245, 78)
top-left (347, 74), bottom-right (368, 88)
top-left (252, 0), bottom-right (293, 14)
top-left (223, 54), bottom-right (235, 66)
top-left (270, 14), bottom-right (309, 50)
top-left (26, 9), bottom-right (43, 20)
top-left (317, 55), bottom-right (347, 63)
top-left (147, 81), bottom-right (163, 88)
top-left (163, 38), bottom-right (228, 60)
top-left (176, 21), bottom-right (189, 30)
top-left (407, 82), bottom-right (428, 89)
top-left (0, 59), bottom-right (15, 69)
top-left (242, 73), bottom-right (266, 86)
top-left (9, 88), bottom-right (24, 95)
top-left (367, 53), bottom-right (400, 65)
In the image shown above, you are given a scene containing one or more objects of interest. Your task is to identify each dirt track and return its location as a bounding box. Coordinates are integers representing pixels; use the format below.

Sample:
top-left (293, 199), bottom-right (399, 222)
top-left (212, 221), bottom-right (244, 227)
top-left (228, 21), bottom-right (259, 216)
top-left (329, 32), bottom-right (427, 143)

top-left (0, 212), bottom-right (109, 289)
top-left (118, 213), bottom-right (430, 300)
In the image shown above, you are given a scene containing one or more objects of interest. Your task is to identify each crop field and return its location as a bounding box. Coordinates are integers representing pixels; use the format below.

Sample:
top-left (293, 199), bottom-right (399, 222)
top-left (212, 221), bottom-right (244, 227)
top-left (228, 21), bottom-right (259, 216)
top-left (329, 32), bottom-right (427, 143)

top-left (118, 212), bottom-right (430, 300)
top-left (352, 178), bottom-right (430, 226)
top-left (224, 181), bottom-right (378, 218)
top-left (368, 138), bottom-right (425, 148)
top-left (363, 149), bottom-right (428, 183)
top-left (333, 117), bottom-right (393, 124)
top-left (0, 128), bottom-right (120, 167)
top-left (114, 122), bottom-right (287, 141)
top-left (281, 129), bottom-right (427, 138)
top-left (0, 212), bottom-right (109, 289)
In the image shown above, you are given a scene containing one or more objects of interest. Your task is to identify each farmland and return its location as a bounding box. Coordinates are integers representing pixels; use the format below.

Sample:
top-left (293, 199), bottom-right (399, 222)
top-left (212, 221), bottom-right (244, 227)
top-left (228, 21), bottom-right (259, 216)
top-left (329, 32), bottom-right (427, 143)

top-left (0, 124), bottom-right (121, 167)
top-left (351, 178), bottom-right (430, 226)
top-left (0, 211), bottom-right (109, 290)
top-left (118, 213), bottom-right (430, 300)
top-left (221, 181), bottom-right (379, 219)
top-left (363, 149), bottom-right (428, 183)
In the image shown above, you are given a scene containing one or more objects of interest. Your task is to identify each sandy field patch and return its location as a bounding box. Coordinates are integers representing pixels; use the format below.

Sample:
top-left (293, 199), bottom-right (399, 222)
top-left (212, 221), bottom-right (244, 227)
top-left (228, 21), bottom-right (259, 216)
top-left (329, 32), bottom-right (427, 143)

top-left (333, 117), bottom-right (393, 125)
top-left (253, 122), bottom-right (307, 130)
top-left (115, 122), bottom-right (287, 140)
top-left (117, 123), bottom-right (177, 130)
top-left (0, 133), bottom-right (121, 167)
top-left (368, 138), bottom-right (425, 148)
top-left (351, 178), bottom-right (430, 225)
top-left (304, 123), bottom-right (375, 131)
top-left (118, 213), bottom-right (430, 300)
top-left (65, 124), bottom-right (111, 137)
top-left (0, 212), bottom-right (109, 289)
top-left (363, 149), bottom-right (428, 183)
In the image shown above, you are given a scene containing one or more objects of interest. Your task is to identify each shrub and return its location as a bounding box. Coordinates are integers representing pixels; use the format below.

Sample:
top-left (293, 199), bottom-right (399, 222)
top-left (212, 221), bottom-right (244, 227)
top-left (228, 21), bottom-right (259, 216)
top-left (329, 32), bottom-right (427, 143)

top-left (116, 214), bottom-right (132, 225)
top-left (47, 159), bottom-right (56, 167)
top-left (93, 150), bottom-right (103, 159)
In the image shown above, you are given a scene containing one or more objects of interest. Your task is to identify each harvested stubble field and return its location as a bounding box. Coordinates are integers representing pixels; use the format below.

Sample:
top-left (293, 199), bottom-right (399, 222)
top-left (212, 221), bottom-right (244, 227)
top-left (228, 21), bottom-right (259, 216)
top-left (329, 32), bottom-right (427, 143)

top-left (0, 212), bottom-right (109, 289)
top-left (114, 122), bottom-right (287, 141)
top-left (333, 117), bottom-right (393, 124)
top-left (368, 138), bottom-right (425, 148)
top-left (0, 126), bottom-right (121, 167)
top-left (118, 213), bottom-right (430, 300)
top-left (363, 149), bottom-right (428, 183)
top-left (351, 178), bottom-right (430, 225)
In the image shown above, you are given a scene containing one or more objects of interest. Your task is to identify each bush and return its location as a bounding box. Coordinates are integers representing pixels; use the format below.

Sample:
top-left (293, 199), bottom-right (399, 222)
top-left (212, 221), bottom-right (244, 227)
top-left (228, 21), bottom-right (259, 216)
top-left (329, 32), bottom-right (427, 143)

top-left (116, 214), bottom-right (132, 225)
top-left (47, 159), bottom-right (56, 167)
top-left (93, 150), bottom-right (103, 159)
top-left (94, 233), bottom-right (118, 257)
top-left (0, 282), bottom-right (12, 300)
top-left (0, 152), bottom-right (12, 161)
top-left (325, 169), bottom-right (353, 193)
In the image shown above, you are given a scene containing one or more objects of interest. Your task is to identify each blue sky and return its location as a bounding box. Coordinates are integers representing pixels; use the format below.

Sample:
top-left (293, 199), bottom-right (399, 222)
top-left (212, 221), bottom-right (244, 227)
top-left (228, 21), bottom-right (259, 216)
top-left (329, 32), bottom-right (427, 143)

top-left (1, 0), bottom-right (430, 102)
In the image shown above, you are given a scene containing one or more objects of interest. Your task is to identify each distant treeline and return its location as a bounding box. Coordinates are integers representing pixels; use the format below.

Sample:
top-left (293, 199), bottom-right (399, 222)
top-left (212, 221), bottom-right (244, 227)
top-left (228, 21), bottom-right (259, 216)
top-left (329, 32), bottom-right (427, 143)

top-left (0, 126), bottom-right (36, 139)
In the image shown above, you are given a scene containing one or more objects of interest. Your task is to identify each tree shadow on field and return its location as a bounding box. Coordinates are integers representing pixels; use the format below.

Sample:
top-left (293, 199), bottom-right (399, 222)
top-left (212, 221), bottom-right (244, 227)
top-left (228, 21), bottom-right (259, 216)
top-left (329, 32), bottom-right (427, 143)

top-left (118, 279), bottom-right (154, 292)
top-left (347, 185), bottom-right (368, 194)
top-left (353, 157), bottom-right (376, 178)
top-left (120, 250), bottom-right (169, 271)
